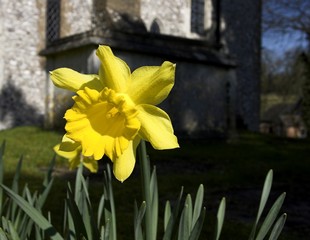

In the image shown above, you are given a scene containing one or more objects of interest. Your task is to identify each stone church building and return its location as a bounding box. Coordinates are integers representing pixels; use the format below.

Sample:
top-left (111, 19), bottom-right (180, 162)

top-left (0, 0), bottom-right (261, 138)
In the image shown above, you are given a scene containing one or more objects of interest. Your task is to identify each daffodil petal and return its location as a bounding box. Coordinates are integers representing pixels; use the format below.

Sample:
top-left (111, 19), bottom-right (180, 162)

top-left (68, 155), bottom-right (82, 171)
top-left (129, 61), bottom-right (175, 105)
top-left (54, 139), bottom-right (98, 173)
top-left (82, 157), bottom-right (98, 173)
top-left (96, 45), bottom-right (131, 92)
top-left (137, 104), bottom-right (179, 149)
top-left (54, 143), bottom-right (78, 159)
top-left (54, 141), bottom-right (82, 171)
top-left (57, 135), bottom-right (80, 152)
top-left (50, 68), bottom-right (103, 92)
top-left (113, 137), bottom-right (140, 182)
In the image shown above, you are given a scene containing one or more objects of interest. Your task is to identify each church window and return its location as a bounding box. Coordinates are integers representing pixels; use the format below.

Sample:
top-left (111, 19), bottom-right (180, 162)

top-left (46, 0), bottom-right (61, 44)
top-left (150, 19), bottom-right (161, 34)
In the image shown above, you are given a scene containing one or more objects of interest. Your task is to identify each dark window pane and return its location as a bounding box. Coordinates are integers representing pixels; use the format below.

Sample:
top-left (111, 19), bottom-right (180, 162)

top-left (46, 0), bottom-right (60, 44)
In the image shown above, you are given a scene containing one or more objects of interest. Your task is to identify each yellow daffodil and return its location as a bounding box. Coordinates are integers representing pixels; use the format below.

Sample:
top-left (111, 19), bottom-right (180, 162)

top-left (50, 45), bottom-right (179, 182)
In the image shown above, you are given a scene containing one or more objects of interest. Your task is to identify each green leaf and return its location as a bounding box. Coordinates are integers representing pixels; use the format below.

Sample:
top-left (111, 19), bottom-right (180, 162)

top-left (74, 164), bottom-right (84, 208)
top-left (0, 141), bottom-right (5, 215)
top-left (43, 156), bottom-right (55, 188)
top-left (255, 192), bottom-right (286, 240)
top-left (37, 178), bottom-right (54, 210)
top-left (185, 194), bottom-right (193, 232)
top-left (0, 227), bottom-right (9, 240)
top-left (11, 155), bottom-right (23, 194)
top-left (104, 218), bottom-right (111, 240)
top-left (97, 195), bottom-right (105, 229)
top-left (79, 175), bottom-right (93, 240)
top-left (103, 164), bottom-right (117, 240)
top-left (134, 201), bottom-right (146, 240)
top-left (268, 213), bottom-right (287, 240)
top-left (164, 201), bottom-right (171, 231)
top-left (1, 217), bottom-right (9, 234)
top-left (0, 184), bottom-right (63, 240)
top-left (163, 187), bottom-right (184, 240)
top-left (192, 184), bottom-right (204, 229)
top-left (66, 186), bottom-right (88, 239)
top-left (100, 225), bottom-right (105, 240)
top-left (178, 204), bottom-right (189, 240)
top-left (189, 207), bottom-right (206, 240)
top-left (150, 167), bottom-right (158, 239)
top-left (214, 197), bottom-right (226, 240)
top-left (249, 169), bottom-right (273, 240)
top-left (8, 220), bottom-right (21, 240)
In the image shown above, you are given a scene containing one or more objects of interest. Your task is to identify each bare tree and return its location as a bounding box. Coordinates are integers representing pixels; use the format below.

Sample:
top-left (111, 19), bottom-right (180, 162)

top-left (263, 0), bottom-right (310, 132)
top-left (261, 47), bottom-right (305, 96)
top-left (263, 0), bottom-right (310, 46)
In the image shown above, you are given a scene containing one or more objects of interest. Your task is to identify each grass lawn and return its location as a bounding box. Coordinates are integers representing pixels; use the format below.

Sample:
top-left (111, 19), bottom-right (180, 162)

top-left (0, 126), bottom-right (309, 239)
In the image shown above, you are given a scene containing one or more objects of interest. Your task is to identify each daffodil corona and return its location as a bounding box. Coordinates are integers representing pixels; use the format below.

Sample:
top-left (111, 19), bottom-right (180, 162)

top-left (51, 45), bottom-right (179, 181)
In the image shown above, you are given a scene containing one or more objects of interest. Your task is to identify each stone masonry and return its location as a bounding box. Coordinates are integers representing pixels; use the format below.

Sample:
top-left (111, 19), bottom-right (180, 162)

top-left (0, 0), bottom-right (46, 129)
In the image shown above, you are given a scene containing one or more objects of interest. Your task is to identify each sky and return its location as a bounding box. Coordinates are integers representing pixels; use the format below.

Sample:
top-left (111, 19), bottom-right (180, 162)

top-left (262, 30), bottom-right (308, 57)
top-left (261, 0), bottom-right (309, 57)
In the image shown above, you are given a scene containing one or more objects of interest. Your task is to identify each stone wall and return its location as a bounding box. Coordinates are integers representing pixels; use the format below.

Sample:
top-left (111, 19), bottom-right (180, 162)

top-left (107, 0), bottom-right (140, 17)
top-left (140, 0), bottom-right (214, 39)
top-left (140, 0), bottom-right (191, 37)
top-left (61, 0), bottom-right (93, 37)
top-left (0, 0), bottom-right (46, 129)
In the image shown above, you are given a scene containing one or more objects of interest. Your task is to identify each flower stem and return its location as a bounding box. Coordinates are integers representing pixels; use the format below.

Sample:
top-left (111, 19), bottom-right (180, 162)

top-left (138, 140), bottom-right (155, 240)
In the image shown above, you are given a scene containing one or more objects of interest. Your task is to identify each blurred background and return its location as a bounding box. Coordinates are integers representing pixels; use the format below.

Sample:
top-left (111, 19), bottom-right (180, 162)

top-left (0, 0), bottom-right (309, 140)
top-left (0, 0), bottom-right (309, 239)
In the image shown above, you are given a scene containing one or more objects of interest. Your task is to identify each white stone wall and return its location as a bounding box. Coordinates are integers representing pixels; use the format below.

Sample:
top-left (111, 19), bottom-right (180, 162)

top-left (61, 0), bottom-right (93, 37)
top-left (140, 0), bottom-right (192, 37)
top-left (140, 0), bottom-right (213, 39)
top-left (0, 3), bottom-right (4, 90)
top-left (0, 0), bottom-right (46, 128)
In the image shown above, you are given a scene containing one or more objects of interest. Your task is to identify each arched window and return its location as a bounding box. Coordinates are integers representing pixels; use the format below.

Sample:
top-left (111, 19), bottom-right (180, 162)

top-left (46, 0), bottom-right (61, 44)
top-left (150, 19), bottom-right (161, 34)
